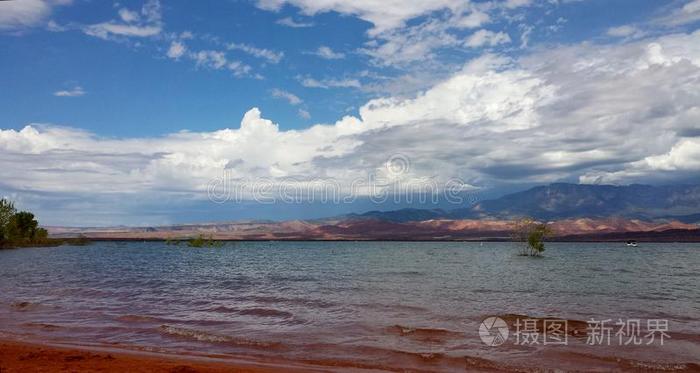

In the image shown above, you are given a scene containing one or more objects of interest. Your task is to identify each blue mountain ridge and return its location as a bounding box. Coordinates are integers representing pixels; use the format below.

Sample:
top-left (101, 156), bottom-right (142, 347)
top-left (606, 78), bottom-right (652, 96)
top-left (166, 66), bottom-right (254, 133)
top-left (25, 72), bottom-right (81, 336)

top-left (348, 183), bottom-right (700, 223)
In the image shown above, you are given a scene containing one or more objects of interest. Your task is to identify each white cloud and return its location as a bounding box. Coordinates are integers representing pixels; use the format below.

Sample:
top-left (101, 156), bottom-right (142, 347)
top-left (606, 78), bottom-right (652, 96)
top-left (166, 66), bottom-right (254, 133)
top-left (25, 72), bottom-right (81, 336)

top-left (182, 49), bottom-right (255, 78)
top-left (465, 29), bottom-right (511, 48)
top-left (53, 86), bottom-right (85, 97)
top-left (313, 46), bottom-right (345, 59)
top-left (118, 8), bottom-right (140, 23)
top-left (360, 18), bottom-right (460, 66)
top-left (255, 0), bottom-right (530, 66)
top-left (298, 108), bottom-right (311, 119)
top-left (455, 11), bottom-right (490, 29)
top-left (276, 17), bottom-right (314, 28)
top-left (255, 0), bottom-right (468, 36)
top-left (167, 41), bottom-right (186, 60)
top-left (84, 23), bottom-right (161, 39)
top-left (656, 0), bottom-right (700, 27)
top-left (607, 25), bottom-right (645, 39)
top-left (227, 43), bottom-right (284, 64)
top-left (46, 20), bottom-right (67, 32)
top-left (503, 0), bottom-right (532, 9)
top-left (271, 88), bottom-right (303, 105)
top-left (0, 0), bottom-right (72, 31)
top-left (581, 139), bottom-right (700, 184)
top-left (300, 77), bottom-right (361, 89)
top-left (83, 0), bottom-right (161, 40)
top-left (519, 24), bottom-right (533, 48)
top-left (227, 61), bottom-right (256, 78)
top-left (4, 29), bottom-right (700, 221)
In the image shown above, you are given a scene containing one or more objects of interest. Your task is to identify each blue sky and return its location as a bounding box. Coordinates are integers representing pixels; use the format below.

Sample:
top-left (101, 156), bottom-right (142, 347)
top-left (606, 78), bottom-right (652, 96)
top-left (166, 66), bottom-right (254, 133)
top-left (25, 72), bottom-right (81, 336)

top-left (1, 0), bottom-right (700, 225)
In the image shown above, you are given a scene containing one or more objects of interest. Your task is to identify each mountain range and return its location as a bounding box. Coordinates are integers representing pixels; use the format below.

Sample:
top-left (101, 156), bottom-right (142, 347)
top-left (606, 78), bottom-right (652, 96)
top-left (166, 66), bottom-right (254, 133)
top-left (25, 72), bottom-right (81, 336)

top-left (47, 183), bottom-right (700, 241)
top-left (351, 183), bottom-right (700, 223)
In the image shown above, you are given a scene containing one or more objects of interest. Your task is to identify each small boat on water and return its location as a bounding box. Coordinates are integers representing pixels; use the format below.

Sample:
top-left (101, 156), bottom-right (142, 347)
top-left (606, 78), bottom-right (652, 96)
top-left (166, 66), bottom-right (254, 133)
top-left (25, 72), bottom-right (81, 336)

top-left (626, 240), bottom-right (638, 247)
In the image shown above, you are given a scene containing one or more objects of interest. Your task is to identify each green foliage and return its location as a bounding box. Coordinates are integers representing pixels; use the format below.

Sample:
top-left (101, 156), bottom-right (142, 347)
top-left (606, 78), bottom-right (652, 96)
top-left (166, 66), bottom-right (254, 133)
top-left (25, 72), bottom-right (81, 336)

top-left (0, 198), bottom-right (17, 241)
top-left (0, 199), bottom-right (84, 249)
top-left (7, 211), bottom-right (39, 242)
top-left (511, 217), bottom-right (552, 257)
top-left (188, 234), bottom-right (222, 248)
top-left (35, 228), bottom-right (49, 241)
top-left (69, 235), bottom-right (91, 246)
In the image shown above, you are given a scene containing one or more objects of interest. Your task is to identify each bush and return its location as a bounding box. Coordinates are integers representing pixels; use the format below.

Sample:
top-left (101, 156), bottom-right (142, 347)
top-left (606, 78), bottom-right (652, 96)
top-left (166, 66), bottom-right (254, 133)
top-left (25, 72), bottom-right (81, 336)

top-left (511, 217), bottom-right (552, 257)
top-left (188, 234), bottom-right (221, 248)
top-left (35, 228), bottom-right (49, 242)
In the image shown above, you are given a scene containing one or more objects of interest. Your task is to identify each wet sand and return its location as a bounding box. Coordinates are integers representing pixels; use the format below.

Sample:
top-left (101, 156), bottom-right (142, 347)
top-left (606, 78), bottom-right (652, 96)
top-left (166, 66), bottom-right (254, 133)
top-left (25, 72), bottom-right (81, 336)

top-left (0, 339), bottom-right (318, 373)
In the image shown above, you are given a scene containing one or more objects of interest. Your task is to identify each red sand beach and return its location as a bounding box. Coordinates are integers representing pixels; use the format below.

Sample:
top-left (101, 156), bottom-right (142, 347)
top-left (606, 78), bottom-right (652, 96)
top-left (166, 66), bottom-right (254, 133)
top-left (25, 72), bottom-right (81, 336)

top-left (0, 339), bottom-right (323, 373)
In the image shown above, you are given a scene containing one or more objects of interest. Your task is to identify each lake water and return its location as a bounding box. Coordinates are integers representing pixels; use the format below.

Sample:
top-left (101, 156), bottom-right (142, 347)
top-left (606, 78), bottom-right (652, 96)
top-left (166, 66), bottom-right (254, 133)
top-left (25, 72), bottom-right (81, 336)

top-left (0, 241), bottom-right (698, 371)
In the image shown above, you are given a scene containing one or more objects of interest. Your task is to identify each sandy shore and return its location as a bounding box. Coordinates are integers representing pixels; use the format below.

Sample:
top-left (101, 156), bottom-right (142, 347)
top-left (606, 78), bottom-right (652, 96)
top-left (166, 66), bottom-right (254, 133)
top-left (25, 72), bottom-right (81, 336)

top-left (0, 339), bottom-right (317, 373)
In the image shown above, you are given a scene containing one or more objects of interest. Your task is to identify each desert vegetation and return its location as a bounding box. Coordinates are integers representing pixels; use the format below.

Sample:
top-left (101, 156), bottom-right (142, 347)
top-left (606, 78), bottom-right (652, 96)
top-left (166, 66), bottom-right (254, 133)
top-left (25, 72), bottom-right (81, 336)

top-left (187, 234), bottom-right (222, 248)
top-left (0, 198), bottom-right (89, 249)
top-left (511, 217), bottom-right (552, 257)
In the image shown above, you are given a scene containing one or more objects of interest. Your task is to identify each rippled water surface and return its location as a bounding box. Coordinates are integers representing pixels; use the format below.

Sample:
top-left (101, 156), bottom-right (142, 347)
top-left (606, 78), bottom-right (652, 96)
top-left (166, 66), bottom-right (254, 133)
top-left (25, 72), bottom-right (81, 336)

top-left (1, 241), bottom-right (698, 371)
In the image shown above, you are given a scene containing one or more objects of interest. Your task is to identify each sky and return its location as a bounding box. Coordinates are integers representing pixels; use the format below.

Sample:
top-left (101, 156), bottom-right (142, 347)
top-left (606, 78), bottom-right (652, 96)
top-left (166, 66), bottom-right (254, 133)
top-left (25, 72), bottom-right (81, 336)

top-left (1, 0), bottom-right (700, 226)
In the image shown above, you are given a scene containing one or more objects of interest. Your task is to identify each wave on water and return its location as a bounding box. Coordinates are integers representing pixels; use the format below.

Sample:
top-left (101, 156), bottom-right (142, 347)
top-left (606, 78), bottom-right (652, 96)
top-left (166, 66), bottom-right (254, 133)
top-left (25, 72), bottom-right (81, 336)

top-left (22, 322), bottom-right (61, 331)
top-left (233, 295), bottom-right (336, 309)
top-left (266, 274), bottom-right (318, 283)
top-left (158, 325), bottom-right (280, 349)
top-left (497, 314), bottom-right (589, 337)
top-left (236, 308), bottom-right (293, 318)
top-left (10, 301), bottom-right (40, 311)
top-left (117, 314), bottom-right (163, 323)
top-left (388, 325), bottom-right (464, 344)
top-left (207, 305), bottom-right (296, 319)
top-left (206, 305), bottom-right (240, 314)
top-left (560, 351), bottom-right (700, 372)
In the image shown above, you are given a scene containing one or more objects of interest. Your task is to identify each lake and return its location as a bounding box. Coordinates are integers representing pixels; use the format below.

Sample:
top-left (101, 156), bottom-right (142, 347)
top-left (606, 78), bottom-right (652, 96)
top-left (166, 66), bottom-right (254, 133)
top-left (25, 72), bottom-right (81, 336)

top-left (0, 241), bottom-right (698, 371)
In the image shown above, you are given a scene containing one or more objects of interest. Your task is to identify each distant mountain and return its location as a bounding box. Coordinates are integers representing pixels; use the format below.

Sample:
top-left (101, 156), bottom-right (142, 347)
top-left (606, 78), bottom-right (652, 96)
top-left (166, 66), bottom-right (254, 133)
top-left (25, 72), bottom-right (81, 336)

top-left (47, 217), bottom-right (699, 242)
top-left (346, 208), bottom-right (446, 223)
top-left (46, 183), bottom-right (700, 242)
top-left (355, 183), bottom-right (700, 223)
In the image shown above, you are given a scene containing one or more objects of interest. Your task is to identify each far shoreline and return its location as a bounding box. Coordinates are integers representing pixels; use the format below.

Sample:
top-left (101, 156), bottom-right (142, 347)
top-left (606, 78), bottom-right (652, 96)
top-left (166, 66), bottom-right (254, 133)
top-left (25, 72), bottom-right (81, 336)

top-left (40, 233), bottom-right (700, 243)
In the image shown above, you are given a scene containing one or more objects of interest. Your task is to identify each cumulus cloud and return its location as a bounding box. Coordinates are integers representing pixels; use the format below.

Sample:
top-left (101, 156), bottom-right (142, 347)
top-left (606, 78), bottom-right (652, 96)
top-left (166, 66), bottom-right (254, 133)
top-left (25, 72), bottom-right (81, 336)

top-left (4, 29), bottom-right (700, 223)
top-left (53, 86), bottom-right (85, 97)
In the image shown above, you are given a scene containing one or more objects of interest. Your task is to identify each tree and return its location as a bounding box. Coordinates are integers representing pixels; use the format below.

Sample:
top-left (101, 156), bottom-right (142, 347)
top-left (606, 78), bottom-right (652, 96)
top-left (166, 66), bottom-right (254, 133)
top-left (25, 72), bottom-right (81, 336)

top-left (35, 228), bottom-right (49, 242)
top-left (7, 211), bottom-right (39, 242)
top-left (0, 198), bottom-right (16, 241)
top-left (511, 217), bottom-right (552, 257)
